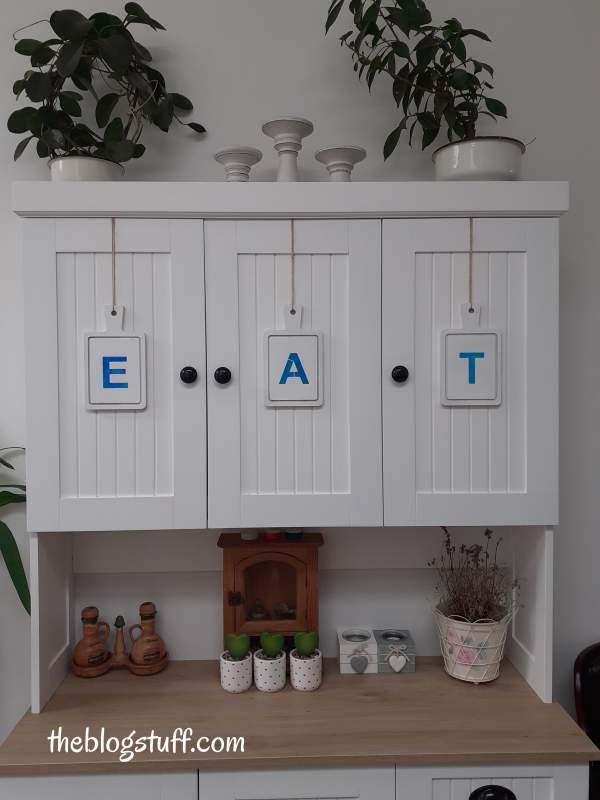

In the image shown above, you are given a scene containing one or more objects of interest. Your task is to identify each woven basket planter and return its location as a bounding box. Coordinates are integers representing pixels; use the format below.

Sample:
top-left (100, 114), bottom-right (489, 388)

top-left (434, 607), bottom-right (512, 684)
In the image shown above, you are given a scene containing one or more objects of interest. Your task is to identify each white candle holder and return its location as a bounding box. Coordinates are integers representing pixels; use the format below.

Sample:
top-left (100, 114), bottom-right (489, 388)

top-left (315, 146), bottom-right (366, 181)
top-left (261, 116), bottom-right (314, 181)
top-left (214, 147), bottom-right (263, 182)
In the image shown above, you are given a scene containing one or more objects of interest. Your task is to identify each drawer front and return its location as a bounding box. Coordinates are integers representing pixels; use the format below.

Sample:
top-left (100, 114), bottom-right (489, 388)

top-left (0, 772), bottom-right (197, 800)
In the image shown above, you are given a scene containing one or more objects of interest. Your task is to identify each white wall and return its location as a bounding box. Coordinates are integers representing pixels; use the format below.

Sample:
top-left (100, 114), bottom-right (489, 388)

top-left (0, 0), bottom-right (598, 739)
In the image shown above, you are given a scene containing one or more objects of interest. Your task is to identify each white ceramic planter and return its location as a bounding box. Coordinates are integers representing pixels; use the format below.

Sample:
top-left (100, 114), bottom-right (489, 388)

top-left (314, 146), bottom-right (366, 182)
top-left (262, 116), bottom-right (314, 181)
top-left (219, 651), bottom-right (253, 693)
top-left (434, 608), bottom-right (511, 684)
top-left (432, 136), bottom-right (525, 181)
top-left (49, 156), bottom-right (124, 182)
top-left (214, 147), bottom-right (262, 182)
top-left (253, 649), bottom-right (286, 692)
top-left (289, 648), bottom-right (322, 691)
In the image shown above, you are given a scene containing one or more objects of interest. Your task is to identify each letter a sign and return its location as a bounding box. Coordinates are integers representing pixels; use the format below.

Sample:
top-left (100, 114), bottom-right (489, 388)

top-left (264, 309), bottom-right (323, 407)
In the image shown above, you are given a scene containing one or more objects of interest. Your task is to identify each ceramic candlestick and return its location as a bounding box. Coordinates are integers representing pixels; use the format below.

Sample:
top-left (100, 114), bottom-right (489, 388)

top-left (315, 146), bottom-right (366, 181)
top-left (128, 601), bottom-right (168, 675)
top-left (214, 147), bottom-right (262, 182)
top-left (72, 606), bottom-right (111, 678)
top-left (261, 116), bottom-right (314, 181)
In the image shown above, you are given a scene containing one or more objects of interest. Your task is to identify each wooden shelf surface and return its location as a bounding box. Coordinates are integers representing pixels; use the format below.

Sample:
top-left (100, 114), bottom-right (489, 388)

top-left (0, 659), bottom-right (595, 776)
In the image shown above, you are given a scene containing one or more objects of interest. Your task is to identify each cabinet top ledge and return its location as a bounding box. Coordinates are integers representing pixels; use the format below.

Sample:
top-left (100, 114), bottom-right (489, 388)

top-left (12, 180), bottom-right (569, 219)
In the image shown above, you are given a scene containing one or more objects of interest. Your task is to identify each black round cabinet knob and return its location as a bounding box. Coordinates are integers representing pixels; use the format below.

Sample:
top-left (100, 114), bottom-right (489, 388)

top-left (391, 365), bottom-right (409, 384)
top-left (214, 367), bottom-right (232, 385)
top-left (469, 787), bottom-right (517, 800)
top-left (179, 366), bottom-right (198, 384)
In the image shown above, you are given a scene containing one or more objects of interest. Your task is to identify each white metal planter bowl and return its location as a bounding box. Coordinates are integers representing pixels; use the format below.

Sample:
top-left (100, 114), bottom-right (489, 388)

top-left (434, 608), bottom-right (512, 684)
top-left (432, 136), bottom-right (525, 181)
top-left (49, 156), bottom-right (124, 182)
top-left (253, 649), bottom-right (286, 692)
top-left (219, 651), bottom-right (253, 693)
top-left (289, 648), bottom-right (322, 691)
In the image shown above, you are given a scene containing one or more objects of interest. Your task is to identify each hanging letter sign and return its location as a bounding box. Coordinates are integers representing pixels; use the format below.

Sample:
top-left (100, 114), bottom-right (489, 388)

top-left (441, 304), bottom-right (501, 407)
top-left (85, 306), bottom-right (147, 411)
top-left (264, 305), bottom-right (323, 407)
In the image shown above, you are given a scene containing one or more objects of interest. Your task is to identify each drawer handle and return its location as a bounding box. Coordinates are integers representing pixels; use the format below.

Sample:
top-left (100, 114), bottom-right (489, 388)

top-left (469, 787), bottom-right (517, 800)
top-left (214, 367), bottom-right (232, 385)
top-left (179, 366), bottom-right (198, 384)
top-left (391, 365), bottom-right (409, 383)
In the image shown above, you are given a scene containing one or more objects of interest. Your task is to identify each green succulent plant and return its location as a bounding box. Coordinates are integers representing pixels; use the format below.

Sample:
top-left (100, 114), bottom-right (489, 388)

top-left (225, 633), bottom-right (250, 661)
top-left (294, 631), bottom-right (319, 658)
top-left (259, 631), bottom-right (285, 659)
top-left (8, 3), bottom-right (205, 165)
top-left (0, 447), bottom-right (29, 615)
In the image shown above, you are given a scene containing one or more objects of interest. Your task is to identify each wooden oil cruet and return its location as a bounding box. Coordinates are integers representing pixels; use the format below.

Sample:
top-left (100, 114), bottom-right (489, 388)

top-left (128, 601), bottom-right (168, 675)
top-left (71, 606), bottom-right (111, 678)
top-left (111, 615), bottom-right (129, 669)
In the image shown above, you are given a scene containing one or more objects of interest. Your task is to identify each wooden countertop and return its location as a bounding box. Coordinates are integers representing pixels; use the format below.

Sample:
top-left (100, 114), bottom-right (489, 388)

top-left (0, 659), bottom-right (595, 776)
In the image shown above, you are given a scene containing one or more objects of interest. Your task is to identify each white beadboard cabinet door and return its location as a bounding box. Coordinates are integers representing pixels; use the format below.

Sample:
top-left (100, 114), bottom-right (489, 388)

top-left (23, 218), bottom-right (206, 532)
top-left (383, 218), bottom-right (558, 526)
top-left (198, 767), bottom-right (395, 799)
top-left (205, 220), bottom-right (382, 528)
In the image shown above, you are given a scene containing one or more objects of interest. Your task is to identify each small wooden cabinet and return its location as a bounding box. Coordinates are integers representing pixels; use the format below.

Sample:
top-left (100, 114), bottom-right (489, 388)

top-left (219, 532), bottom-right (322, 641)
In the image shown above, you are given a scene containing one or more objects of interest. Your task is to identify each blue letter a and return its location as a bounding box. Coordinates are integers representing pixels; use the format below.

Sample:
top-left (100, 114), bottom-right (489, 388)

top-left (279, 352), bottom-right (309, 385)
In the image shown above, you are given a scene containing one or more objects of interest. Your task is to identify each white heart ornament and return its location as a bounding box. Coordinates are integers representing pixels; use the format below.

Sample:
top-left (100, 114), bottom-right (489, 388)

top-left (388, 653), bottom-right (407, 673)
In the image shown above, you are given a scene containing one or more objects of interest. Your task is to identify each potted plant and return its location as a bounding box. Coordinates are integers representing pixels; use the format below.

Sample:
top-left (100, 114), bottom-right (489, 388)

top-left (290, 631), bottom-right (322, 691)
top-left (325, 0), bottom-right (524, 180)
top-left (429, 527), bottom-right (518, 684)
top-left (0, 447), bottom-right (29, 615)
top-left (220, 633), bottom-right (252, 693)
top-left (8, 3), bottom-right (205, 180)
top-left (254, 632), bottom-right (286, 692)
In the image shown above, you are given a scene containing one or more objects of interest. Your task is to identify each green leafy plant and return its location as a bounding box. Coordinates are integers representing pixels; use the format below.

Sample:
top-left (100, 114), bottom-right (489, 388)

top-left (294, 631), bottom-right (319, 658)
top-left (225, 633), bottom-right (250, 661)
top-left (325, 0), bottom-right (507, 157)
top-left (259, 631), bottom-right (285, 659)
top-left (0, 448), bottom-right (30, 615)
top-left (428, 527), bottom-right (518, 622)
top-left (8, 3), bottom-right (206, 165)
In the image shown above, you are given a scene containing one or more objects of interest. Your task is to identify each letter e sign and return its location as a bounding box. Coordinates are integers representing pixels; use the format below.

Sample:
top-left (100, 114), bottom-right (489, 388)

top-left (264, 331), bottom-right (323, 407)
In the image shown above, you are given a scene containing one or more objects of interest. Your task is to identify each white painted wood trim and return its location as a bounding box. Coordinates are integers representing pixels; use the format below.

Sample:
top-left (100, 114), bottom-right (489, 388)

top-left (12, 181), bottom-right (569, 219)
top-left (1, 773), bottom-right (198, 799)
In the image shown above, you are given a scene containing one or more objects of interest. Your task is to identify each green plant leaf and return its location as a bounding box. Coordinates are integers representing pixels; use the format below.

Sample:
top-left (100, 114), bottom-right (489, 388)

top-left (124, 2), bottom-right (166, 31)
top-left (99, 32), bottom-right (132, 76)
top-left (50, 9), bottom-right (93, 40)
top-left (31, 45), bottom-right (57, 67)
top-left (12, 79), bottom-right (26, 97)
top-left (131, 39), bottom-right (152, 62)
top-left (0, 457), bottom-right (15, 470)
top-left (0, 491), bottom-right (26, 507)
top-left (0, 520), bottom-right (30, 615)
top-left (151, 95), bottom-right (174, 132)
top-left (41, 128), bottom-right (67, 150)
top-left (15, 39), bottom-right (43, 56)
top-left (187, 122), bottom-right (206, 133)
top-left (95, 93), bottom-right (121, 127)
top-left (104, 139), bottom-right (136, 163)
top-left (383, 117), bottom-right (407, 159)
top-left (260, 631), bottom-right (284, 658)
top-left (104, 116), bottom-right (124, 142)
top-left (326, 0), bottom-right (345, 32)
top-left (170, 93), bottom-right (193, 111)
top-left (56, 40), bottom-right (83, 77)
top-left (13, 136), bottom-right (34, 161)
top-left (391, 41), bottom-right (410, 59)
top-left (25, 72), bottom-right (53, 102)
top-left (36, 139), bottom-right (49, 158)
top-left (7, 107), bottom-right (38, 134)
top-left (89, 11), bottom-right (124, 35)
top-left (225, 633), bottom-right (250, 660)
top-left (484, 97), bottom-right (507, 117)
top-left (462, 28), bottom-right (491, 41)
top-left (59, 93), bottom-right (82, 117)
top-left (132, 143), bottom-right (145, 158)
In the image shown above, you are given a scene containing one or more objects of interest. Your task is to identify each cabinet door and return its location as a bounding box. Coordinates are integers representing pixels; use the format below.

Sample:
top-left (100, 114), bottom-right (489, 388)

top-left (383, 218), bottom-right (558, 526)
top-left (198, 767), bottom-right (394, 799)
top-left (24, 219), bottom-right (206, 531)
top-left (0, 773), bottom-right (197, 800)
top-left (205, 220), bottom-right (382, 528)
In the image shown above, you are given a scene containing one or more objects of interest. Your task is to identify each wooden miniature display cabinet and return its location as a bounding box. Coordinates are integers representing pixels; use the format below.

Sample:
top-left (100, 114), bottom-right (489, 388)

top-left (218, 532), bottom-right (323, 641)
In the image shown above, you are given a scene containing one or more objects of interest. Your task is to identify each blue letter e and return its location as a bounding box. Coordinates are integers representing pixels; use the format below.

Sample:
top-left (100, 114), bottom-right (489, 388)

top-left (102, 356), bottom-right (128, 389)
top-left (279, 352), bottom-right (309, 385)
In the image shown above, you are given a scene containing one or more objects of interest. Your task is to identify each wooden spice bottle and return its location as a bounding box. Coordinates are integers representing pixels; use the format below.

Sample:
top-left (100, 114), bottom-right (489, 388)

top-left (71, 606), bottom-right (111, 678)
top-left (128, 601), bottom-right (168, 675)
top-left (110, 615), bottom-right (129, 669)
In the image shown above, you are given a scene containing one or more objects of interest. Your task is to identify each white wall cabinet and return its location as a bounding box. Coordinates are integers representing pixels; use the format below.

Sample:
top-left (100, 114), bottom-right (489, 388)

top-left (205, 220), bottom-right (382, 528)
top-left (22, 204), bottom-right (560, 531)
top-left (383, 218), bottom-right (558, 526)
top-left (198, 766), bottom-right (395, 799)
top-left (24, 219), bottom-right (207, 532)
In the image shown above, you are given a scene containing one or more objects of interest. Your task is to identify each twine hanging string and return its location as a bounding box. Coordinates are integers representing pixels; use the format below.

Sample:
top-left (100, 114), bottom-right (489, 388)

top-left (290, 219), bottom-right (296, 314)
top-left (111, 217), bottom-right (117, 316)
top-left (468, 217), bottom-right (474, 313)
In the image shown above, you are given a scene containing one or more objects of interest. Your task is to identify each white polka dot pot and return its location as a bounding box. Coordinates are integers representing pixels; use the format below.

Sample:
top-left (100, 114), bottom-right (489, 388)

top-left (253, 649), bottom-right (287, 692)
top-left (220, 651), bottom-right (253, 693)
top-left (290, 648), bottom-right (322, 691)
